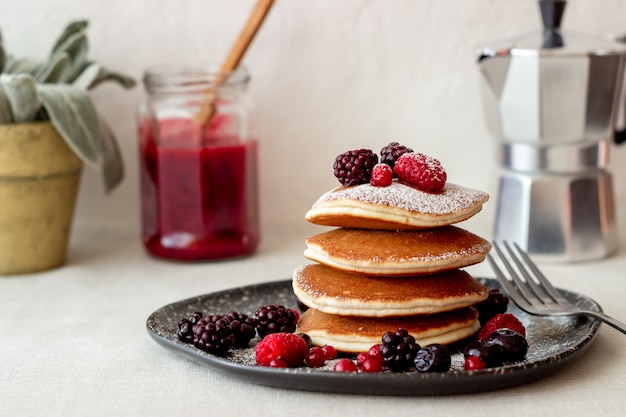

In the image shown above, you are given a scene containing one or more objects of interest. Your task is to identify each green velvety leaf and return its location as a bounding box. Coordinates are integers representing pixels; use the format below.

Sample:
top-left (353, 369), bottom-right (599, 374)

top-left (36, 52), bottom-right (71, 83)
top-left (0, 84), bottom-right (14, 123)
top-left (71, 62), bottom-right (101, 90)
top-left (51, 21), bottom-right (88, 55)
top-left (0, 29), bottom-right (6, 72)
top-left (0, 73), bottom-right (40, 122)
top-left (96, 118), bottom-right (124, 192)
top-left (89, 66), bottom-right (136, 90)
top-left (71, 60), bottom-right (136, 90)
top-left (3, 56), bottom-right (42, 75)
top-left (37, 83), bottom-right (99, 168)
top-left (52, 30), bottom-right (89, 80)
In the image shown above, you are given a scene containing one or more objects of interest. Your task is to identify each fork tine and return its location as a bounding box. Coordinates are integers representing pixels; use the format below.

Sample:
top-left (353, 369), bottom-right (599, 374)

top-left (492, 242), bottom-right (542, 305)
top-left (502, 241), bottom-right (555, 304)
top-left (511, 242), bottom-right (568, 303)
top-left (486, 252), bottom-right (533, 312)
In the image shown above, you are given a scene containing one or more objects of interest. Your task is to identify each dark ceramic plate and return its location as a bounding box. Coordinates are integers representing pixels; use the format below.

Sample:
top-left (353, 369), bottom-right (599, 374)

top-left (146, 278), bottom-right (601, 395)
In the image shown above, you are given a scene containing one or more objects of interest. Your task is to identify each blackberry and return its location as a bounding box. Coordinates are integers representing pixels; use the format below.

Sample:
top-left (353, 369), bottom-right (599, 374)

top-left (192, 314), bottom-right (235, 355)
top-left (177, 311), bottom-right (203, 343)
top-left (379, 329), bottom-right (421, 372)
top-left (474, 288), bottom-right (510, 325)
top-left (414, 344), bottom-right (451, 372)
top-left (254, 304), bottom-right (298, 337)
top-left (333, 149), bottom-right (378, 187)
top-left (380, 141), bottom-right (413, 171)
top-left (224, 311), bottom-right (257, 347)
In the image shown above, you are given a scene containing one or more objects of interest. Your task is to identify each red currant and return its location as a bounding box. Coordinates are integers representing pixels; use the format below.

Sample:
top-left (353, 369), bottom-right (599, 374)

top-left (356, 352), bottom-right (371, 366)
top-left (334, 358), bottom-right (359, 372)
top-left (464, 355), bottom-right (486, 371)
top-left (360, 358), bottom-right (384, 373)
top-left (305, 347), bottom-right (326, 368)
top-left (321, 345), bottom-right (338, 360)
top-left (368, 344), bottom-right (384, 364)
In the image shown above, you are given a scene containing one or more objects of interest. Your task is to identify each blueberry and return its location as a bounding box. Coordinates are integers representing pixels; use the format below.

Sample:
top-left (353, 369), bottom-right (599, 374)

top-left (463, 340), bottom-right (483, 358)
top-left (486, 328), bottom-right (528, 363)
top-left (414, 344), bottom-right (451, 372)
top-left (463, 339), bottom-right (505, 367)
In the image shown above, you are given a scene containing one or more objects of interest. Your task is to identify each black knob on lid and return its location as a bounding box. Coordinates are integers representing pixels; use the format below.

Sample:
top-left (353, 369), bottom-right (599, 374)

top-left (539, 0), bottom-right (566, 48)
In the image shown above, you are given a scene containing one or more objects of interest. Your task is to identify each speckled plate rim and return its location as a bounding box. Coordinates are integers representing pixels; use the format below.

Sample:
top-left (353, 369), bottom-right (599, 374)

top-left (146, 278), bottom-right (602, 396)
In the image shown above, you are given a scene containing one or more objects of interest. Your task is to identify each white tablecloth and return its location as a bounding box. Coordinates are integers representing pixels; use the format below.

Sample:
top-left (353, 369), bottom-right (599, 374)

top-left (2, 223), bottom-right (626, 417)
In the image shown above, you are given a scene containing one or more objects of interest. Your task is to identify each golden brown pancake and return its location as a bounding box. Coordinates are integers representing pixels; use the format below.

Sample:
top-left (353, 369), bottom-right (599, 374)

top-left (304, 226), bottom-right (492, 277)
top-left (305, 181), bottom-right (489, 230)
top-left (292, 264), bottom-right (488, 316)
top-left (296, 307), bottom-right (480, 353)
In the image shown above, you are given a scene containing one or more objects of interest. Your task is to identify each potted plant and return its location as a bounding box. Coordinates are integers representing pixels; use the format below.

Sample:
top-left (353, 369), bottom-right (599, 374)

top-left (0, 20), bottom-right (135, 275)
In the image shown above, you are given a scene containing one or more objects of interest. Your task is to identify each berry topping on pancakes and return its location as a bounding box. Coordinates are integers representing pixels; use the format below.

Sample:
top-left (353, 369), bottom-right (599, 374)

top-left (380, 141), bottom-right (414, 172)
top-left (333, 149), bottom-right (378, 187)
top-left (370, 163), bottom-right (393, 187)
top-left (394, 152), bottom-right (447, 192)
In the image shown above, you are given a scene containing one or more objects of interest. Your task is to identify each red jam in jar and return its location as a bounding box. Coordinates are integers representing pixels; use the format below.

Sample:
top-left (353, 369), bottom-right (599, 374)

top-left (138, 66), bottom-right (259, 261)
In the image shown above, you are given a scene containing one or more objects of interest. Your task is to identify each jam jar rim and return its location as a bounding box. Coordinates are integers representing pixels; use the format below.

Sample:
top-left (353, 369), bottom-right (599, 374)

top-left (143, 64), bottom-right (250, 94)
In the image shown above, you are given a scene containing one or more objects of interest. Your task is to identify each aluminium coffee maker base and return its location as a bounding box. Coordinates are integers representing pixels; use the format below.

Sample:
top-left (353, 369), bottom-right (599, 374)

top-left (493, 169), bottom-right (617, 262)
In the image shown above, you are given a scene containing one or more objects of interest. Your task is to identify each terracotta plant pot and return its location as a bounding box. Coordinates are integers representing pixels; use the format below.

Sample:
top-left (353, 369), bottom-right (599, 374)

top-left (0, 122), bottom-right (82, 275)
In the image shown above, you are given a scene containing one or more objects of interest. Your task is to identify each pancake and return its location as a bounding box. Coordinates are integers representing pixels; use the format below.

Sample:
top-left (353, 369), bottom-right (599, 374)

top-left (304, 226), bottom-right (492, 276)
top-left (296, 307), bottom-right (480, 353)
top-left (305, 181), bottom-right (489, 230)
top-left (292, 264), bottom-right (488, 317)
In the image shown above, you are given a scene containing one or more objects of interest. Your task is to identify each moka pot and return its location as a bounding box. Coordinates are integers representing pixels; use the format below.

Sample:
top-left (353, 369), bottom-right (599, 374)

top-left (477, 0), bottom-right (626, 261)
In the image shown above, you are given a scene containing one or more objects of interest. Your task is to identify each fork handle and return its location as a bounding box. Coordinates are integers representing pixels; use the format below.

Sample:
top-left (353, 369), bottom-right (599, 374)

top-left (582, 310), bottom-right (626, 335)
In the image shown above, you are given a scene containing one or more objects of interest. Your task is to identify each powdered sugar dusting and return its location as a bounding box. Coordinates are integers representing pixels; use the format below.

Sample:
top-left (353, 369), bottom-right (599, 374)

top-left (314, 182), bottom-right (488, 216)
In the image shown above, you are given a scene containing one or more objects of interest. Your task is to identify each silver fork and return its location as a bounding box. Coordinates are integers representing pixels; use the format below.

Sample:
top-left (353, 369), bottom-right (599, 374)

top-left (487, 241), bottom-right (626, 335)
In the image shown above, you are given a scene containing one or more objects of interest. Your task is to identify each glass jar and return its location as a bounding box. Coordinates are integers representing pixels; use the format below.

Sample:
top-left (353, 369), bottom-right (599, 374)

top-left (138, 65), bottom-right (259, 261)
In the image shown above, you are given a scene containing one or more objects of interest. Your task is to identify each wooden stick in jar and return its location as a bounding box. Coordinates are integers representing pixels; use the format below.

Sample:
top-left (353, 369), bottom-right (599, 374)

top-left (195, 0), bottom-right (275, 125)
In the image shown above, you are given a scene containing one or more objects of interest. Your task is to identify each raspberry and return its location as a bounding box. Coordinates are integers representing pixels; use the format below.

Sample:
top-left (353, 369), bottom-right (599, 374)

top-left (380, 141), bottom-right (414, 171)
top-left (254, 304), bottom-right (298, 337)
top-left (192, 315), bottom-right (236, 355)
top-left (477, 313), bottom-right (526, 342)
top-left (333, 149), bottom-right (378, 187)
top-left (269, 358), bottom-right (287, 368)
top-left (379, 329), bottom-right (421, 372)
top-left (223, 311), bottom-right (257, 347)
top-left (177, 311), bottom-right (203, 343)
top-left (255, 333), bottom-right (309, 367)
top-left (370, 163), bottom-right (393, 187)
top-left (474, 288), bottom-right (509, 325)
top-left (393, 152), bottom-right (447, 192)
top-left (333, 358), bottom-right (359, 372)
top-left (464, 355), bottom-right (486, 371)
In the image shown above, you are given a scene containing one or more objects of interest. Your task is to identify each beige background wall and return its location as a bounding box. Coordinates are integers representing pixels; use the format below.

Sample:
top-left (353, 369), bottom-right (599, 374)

top-left (3, 0), bottom-right (626, 244)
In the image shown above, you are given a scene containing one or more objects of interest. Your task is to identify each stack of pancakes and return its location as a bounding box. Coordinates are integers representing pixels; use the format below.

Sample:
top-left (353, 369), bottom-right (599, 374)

top-left (292, 181), bottom-right (491, 353)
